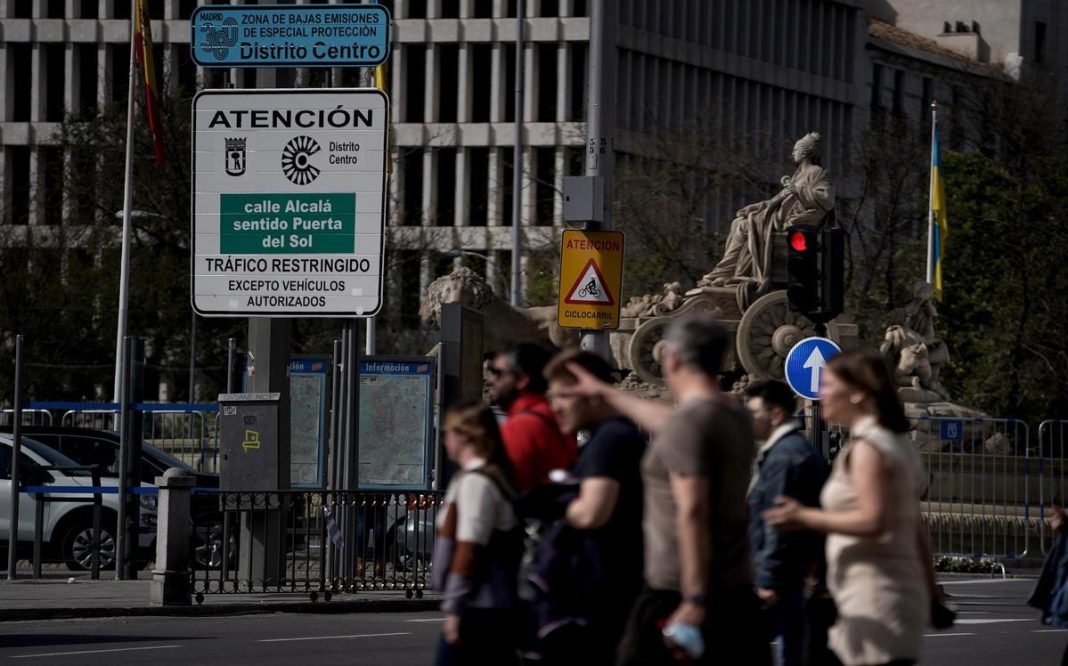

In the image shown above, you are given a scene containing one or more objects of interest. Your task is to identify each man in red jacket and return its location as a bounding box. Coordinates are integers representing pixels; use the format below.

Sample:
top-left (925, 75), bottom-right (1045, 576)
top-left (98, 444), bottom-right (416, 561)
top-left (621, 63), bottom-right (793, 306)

top-left (487, 343), bottom-right (576, 493)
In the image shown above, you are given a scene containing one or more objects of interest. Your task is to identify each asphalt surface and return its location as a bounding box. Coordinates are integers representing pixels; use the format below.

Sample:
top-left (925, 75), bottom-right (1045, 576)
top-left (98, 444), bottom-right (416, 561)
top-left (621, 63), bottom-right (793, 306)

top-left (0, 578), bottom-right (1061, 665)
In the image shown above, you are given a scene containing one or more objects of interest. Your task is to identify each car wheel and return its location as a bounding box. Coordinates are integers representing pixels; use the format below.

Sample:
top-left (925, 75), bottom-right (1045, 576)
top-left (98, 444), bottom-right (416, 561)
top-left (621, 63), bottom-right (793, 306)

top-left (63, 523), bottom-right (116, 572)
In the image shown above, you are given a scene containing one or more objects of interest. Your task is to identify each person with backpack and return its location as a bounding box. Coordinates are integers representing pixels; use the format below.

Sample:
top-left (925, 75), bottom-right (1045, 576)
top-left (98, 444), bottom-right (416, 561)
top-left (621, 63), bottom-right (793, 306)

top-left (432, 403), bottom-right (524, 666)
top-left (525, 349), bottom-right (646, 664)
top-left (487, 343), bottom-right (577, 493)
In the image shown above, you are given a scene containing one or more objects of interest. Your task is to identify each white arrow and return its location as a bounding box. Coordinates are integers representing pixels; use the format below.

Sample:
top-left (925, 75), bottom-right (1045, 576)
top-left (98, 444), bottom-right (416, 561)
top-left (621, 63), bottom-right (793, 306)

top-left (802, 346), bottom-right (827, 395)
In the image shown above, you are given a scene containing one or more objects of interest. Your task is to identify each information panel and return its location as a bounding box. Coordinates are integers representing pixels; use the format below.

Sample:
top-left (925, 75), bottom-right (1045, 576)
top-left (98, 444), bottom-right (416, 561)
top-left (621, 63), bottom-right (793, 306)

top-left (357, 358), bottom-right (434, 490)
top-left (289, 357), bottom-right (330, 488)
top-left (192, 89), bottom-right (388, 317)
top-left (190, 4), bottom-right (391, 68)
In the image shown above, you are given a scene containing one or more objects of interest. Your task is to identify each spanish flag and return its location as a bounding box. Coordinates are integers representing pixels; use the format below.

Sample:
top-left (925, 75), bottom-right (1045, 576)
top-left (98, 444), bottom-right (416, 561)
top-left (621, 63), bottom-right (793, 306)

top-left (134, 0), bottom-right (165, 166)
top-left (927, 110), bottom-right (947, 301)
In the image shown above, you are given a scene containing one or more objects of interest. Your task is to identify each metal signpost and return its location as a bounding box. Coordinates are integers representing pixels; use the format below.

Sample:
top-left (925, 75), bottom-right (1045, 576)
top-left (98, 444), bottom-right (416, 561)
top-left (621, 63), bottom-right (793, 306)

top-left (784, 336), bottom-right (842, 457)
top-left (556, 229), bottom-right (625, 330)
top-left (191, 89), bottom-right (388, 317)
top-left (190, 4), bottom-right (391, 68)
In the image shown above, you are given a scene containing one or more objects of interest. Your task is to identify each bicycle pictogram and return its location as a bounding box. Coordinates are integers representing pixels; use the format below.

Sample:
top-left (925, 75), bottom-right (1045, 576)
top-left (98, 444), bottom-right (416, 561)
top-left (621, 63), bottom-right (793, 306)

top-left (578, 278), bottom-right (600, 298)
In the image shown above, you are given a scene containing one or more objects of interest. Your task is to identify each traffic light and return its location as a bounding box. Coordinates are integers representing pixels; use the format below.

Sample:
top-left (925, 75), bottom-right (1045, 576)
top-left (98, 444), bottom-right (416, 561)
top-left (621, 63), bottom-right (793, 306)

top-left (787, 225), bottom-right (820, 315)
top-left (786, 224), bottom-right (844, 323)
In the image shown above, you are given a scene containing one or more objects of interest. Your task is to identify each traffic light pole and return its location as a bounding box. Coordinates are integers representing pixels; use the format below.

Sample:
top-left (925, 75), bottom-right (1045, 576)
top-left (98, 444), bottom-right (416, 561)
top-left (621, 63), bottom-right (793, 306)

top-left (812, 320), bottom-right (828, 459)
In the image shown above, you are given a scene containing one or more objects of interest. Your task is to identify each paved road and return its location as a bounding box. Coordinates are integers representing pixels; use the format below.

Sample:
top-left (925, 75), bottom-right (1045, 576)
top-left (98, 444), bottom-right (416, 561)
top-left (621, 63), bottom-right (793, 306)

top-left (0, 578), bottom-right (1061, 665)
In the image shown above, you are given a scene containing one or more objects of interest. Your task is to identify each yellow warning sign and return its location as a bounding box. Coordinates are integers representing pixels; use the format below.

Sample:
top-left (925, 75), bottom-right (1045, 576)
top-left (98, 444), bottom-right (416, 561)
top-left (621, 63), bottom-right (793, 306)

top-left (557, 229), bottom-right (625, 330)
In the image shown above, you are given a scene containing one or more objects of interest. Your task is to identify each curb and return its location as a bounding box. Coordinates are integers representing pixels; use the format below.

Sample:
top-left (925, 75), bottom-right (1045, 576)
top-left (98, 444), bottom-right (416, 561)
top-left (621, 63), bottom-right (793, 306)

top-left (0, 598), bottom-right (439, 623)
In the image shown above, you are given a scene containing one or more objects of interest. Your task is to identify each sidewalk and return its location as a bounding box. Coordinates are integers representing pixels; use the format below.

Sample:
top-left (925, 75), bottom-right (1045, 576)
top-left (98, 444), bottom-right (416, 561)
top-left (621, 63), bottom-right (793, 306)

top-left (0, 576), bottom-right (440, 622)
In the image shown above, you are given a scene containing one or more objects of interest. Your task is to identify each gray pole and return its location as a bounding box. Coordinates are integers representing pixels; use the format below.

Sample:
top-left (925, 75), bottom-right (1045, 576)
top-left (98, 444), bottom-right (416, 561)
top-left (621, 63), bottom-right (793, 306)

top-left (188, 312), bottom-right (196, 401)
top-left (6, 334), bottom-right (23, 580)
top-left (580, 0), bottom-right (616, 356)
top-left (112, 10), bottom-right (139, 402)
top-left (509, 0), bottom-right (526, 307)
top-left (226, 337), bottom-right (236, 394)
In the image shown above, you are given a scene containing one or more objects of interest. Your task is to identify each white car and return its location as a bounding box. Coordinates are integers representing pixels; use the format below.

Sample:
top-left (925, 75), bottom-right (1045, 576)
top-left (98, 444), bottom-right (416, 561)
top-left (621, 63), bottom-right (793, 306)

top-left (0, 434), bottom-right (157, 571)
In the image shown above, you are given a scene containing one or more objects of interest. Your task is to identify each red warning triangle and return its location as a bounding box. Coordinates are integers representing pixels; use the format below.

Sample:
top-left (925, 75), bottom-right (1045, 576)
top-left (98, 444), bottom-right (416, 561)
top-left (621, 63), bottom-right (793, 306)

top-left (564, 259), bottom-right (615, 305)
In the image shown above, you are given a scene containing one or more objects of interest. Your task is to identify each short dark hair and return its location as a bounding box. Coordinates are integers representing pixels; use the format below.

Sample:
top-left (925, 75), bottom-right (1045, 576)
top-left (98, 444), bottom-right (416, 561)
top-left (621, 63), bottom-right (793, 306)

top-left (744, 380), bottom-right (798, 416)
top-left (543, 349), bottom-right (616, 386)
top-left (662, 312), bottom-right (730, 377)
top-left (495, 342), bottom-right (556, 394)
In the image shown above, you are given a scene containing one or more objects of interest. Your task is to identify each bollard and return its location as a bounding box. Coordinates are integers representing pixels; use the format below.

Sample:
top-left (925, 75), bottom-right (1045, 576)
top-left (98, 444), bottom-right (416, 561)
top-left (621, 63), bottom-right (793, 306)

top-left (150, 467), bottom-right (195, 607)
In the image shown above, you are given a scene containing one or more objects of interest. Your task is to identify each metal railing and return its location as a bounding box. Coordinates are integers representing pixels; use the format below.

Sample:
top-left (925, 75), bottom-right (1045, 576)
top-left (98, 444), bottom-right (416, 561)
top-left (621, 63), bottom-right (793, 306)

top-left (189, 490), bottom-right (442, 601)
top-left (25, 402), bottom-right (222, 473)
top-left (1, 408), bottom-right (54, 427)
top-left (1038, 419), bottom-right (1068, 554)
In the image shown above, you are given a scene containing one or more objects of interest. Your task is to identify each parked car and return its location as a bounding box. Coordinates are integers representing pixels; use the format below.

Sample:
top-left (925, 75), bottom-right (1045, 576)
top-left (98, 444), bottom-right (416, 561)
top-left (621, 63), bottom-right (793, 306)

top-left (0, 434), bottom-right (156, 571)
top-left (5, 426), bottom-right (228, 569)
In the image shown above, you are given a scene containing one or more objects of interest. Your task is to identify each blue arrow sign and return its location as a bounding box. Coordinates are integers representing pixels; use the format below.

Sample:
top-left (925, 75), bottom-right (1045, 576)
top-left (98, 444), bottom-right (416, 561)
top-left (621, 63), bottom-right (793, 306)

top-left (784, 337), bottom-right (842, 401)
top-left (191, 4), bottom-right (392, 68)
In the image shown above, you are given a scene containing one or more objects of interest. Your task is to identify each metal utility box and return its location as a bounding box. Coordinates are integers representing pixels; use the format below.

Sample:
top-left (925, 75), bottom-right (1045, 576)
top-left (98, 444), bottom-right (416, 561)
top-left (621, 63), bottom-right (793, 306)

top-left (218, 393), bottom-right (289, 492)
top-left (562, 176), bottom-right (605, 222)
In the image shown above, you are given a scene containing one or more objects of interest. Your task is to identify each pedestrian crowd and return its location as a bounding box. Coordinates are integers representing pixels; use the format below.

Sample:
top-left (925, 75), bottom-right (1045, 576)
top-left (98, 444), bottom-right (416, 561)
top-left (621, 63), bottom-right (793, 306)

top-left (432, 311), bottom-right (947, 666)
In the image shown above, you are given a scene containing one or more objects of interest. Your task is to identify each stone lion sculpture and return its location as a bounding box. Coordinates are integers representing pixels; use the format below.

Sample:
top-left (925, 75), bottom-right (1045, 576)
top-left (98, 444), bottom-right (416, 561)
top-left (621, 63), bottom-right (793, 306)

top-left (419, 267), bottom-right (579, 354)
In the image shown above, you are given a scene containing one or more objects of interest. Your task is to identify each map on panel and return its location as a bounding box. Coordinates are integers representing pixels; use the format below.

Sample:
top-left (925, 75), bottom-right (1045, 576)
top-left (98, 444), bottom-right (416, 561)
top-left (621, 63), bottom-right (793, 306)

top-left (288, 358), bottom-right (329, 487)
top-left (357, 359), bottom-right (433, 488)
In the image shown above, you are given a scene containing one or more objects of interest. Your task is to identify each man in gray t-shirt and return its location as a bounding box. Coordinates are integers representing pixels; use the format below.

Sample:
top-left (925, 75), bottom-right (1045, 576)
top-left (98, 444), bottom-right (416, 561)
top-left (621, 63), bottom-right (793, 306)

top-left (563, 312), bottom-right (770, 666)
top-left (642, 395), bottom-right (755, 593)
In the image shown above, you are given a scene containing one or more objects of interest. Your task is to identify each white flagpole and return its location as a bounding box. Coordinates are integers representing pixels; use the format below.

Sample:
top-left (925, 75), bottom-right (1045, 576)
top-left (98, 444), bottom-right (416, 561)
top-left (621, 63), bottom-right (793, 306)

top-left (113, 3), bottom-right (138, 402)
top-left (926, 101), bottom-right (937, 287)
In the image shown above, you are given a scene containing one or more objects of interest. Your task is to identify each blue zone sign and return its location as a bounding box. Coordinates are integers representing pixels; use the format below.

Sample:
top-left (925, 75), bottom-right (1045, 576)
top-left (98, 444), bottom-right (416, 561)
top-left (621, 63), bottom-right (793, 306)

top-left (784, 337), bottom-right (842, 401)
top-left (191, 4), bottom-right (391, 68)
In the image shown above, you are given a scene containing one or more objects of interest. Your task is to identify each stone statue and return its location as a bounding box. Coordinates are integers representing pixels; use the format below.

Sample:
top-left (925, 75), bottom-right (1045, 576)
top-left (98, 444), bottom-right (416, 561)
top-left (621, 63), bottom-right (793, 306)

top-left (621, 281), bottom-right (685, 318)
top-left (419, 267), bottom-right (579, 353)
top-left (699, 132), bottom-right (835, 294)
top-left (880, 282), bottom-right (951, 400)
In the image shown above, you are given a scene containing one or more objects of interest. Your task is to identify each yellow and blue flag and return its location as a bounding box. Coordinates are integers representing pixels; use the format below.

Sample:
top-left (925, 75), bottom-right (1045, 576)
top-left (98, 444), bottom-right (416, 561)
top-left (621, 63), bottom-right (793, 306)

top-left (927, 119), bottom-right (947, 300)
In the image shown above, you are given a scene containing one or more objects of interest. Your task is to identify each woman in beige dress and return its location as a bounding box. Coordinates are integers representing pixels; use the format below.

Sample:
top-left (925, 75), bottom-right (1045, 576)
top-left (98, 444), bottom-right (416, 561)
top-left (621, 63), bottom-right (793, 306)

top-left (764, 349), bottom-right (940, 666)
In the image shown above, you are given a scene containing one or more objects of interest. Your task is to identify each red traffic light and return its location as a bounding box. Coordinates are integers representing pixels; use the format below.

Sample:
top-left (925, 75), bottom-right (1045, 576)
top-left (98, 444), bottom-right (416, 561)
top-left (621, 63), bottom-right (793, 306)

top-left (789, 230), bottom-right (810, 252)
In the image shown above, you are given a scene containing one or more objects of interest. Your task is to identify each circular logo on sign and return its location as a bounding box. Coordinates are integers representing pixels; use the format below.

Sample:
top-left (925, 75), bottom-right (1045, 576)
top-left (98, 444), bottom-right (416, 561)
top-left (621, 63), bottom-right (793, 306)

top-left (281, 136), bottom-right (322, 185)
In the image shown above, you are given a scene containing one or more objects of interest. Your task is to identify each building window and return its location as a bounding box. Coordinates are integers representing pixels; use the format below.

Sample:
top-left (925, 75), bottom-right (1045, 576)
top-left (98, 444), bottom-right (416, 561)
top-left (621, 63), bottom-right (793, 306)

top-left (401, 152), bottom-right (424, 225)
top-left (405, 46), bottom-right (427, 123)
top-left (408, 1), bottom-right (427, 19)
top-left (9, 147), bottom-right (31, 225)
top-left (891, 69), bottom-right (904, 118)
top-left (10, 44), bottom-right (32, 122)
top-left (436, 148), bottom-right (457, 226)
top-left (46, 45), bottom-right (67, 122)
top-left (438, 44), bottom-right (459, 123)
top-left (1034, 21), bottom-right (1047, 64)
top-left (473, 0), bottom-right (493, 18)
top-left (470, 44), bottom-right (492, 123)
top-left (469, 148), bottom-right (489, 226)
top-left (540, 0), bottom-right (559, 17)
top-left (47, 0), bottom-right (65, 18)
top-left (40, 147), bottom-right (65, 226)
top-left (536, 44), bottom-right (558, 122)
top-left (535, 147), bottom-right (555, 225)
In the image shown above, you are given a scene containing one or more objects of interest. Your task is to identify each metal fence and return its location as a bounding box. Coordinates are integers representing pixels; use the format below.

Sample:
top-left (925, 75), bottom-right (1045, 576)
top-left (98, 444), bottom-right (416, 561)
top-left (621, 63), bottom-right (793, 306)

top-left (188, 490), bottom-right (442, 601)
top-left (14, 402), bottom-right (223, 473)
top-left (913, 417), bottom-right (1037, 560)
top-left (0, 408), bottom-right (53, 427)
